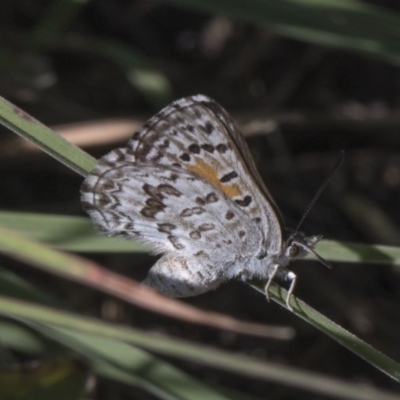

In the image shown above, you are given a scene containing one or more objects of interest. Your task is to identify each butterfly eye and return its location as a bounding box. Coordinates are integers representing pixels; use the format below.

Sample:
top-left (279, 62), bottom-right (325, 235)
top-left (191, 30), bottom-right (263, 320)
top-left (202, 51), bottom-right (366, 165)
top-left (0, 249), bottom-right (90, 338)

top-left (289, 244), bottom-right (300, 258)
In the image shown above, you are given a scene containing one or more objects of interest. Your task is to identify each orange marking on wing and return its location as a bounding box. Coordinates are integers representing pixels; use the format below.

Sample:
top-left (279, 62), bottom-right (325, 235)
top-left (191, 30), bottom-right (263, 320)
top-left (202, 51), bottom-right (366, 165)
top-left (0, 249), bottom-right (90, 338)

top-left (186, 157), bottom-right (241, 198)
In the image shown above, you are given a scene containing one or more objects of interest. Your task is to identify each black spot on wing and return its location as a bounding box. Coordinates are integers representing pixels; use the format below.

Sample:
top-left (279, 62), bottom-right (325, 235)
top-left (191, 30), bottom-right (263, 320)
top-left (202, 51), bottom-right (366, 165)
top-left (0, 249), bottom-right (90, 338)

top-left (168, 235), bottom-right (185, 250)
top-left (225, 210), bottom-right (234, 220)
top-left (205, 121), bottom-right (214, 134)
top-left (188, 144), bottom-right (200, 154)
top-left (146, 198), bottom-right (165, 210)
top-left (198, 121), bottom-right (215, 135)
top-left (189, 230), bottom-right (201, 239)
top-left (220, 171), bottom-right (238, 183)
top-left (235, 195), bottom-right (252, 207)
top-left (180, 153), bottom-right (191, 162)
top-left (216, 143), bottom-right (228, 154)
top-left (180, 207), bottom-right (205, 217)
top-left (195, 197), bottom-right (206, 206)
top-left (143, 183), bottom-right (164, 200)
top-left (201, 144), bottom-right (214, 153)
top-left (160, 139), bottom-right (170, 149)
top-left (198, 223), bottom-right (215, 232)
top-left (186, 124), bottom-right (195, 133)
top-left (158, 184), bottom-right (182, 197)
top-left (158, 223), bottom-right (176, 233)
top-left (205, 193), bottom-right (218, 203)
top-left (140, 207), bottom-right (160, 219)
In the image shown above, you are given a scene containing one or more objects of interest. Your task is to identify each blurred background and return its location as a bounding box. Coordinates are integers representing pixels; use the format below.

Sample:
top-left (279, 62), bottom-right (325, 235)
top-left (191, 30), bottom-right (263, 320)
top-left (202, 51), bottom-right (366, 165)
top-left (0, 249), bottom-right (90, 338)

top-left (1, 0), bottom-right (400, 399)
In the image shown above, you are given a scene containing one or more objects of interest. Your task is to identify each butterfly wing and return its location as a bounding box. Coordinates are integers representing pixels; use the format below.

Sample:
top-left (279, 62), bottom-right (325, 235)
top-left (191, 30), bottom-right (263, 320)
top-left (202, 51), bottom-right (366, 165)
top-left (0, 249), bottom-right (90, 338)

top-left (81, 163), bottom-right (263, 270)
top-left (122, 95), bottom-right (284, 254)
top-left (81, 95), bottom-right (285, 296)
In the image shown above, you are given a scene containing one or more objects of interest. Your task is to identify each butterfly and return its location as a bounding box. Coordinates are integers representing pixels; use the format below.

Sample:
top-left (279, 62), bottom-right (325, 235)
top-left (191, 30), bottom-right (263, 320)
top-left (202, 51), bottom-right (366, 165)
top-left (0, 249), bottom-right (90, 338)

top-left (81, 95), bottom-right (323, 311)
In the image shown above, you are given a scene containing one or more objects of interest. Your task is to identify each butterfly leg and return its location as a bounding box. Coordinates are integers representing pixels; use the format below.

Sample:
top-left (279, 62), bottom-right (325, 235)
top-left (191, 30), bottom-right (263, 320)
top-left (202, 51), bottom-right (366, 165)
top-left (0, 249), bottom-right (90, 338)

top-left (264, 264), bottom-right (279, 303)
top-left (285, 271), bottom-right (297, 312)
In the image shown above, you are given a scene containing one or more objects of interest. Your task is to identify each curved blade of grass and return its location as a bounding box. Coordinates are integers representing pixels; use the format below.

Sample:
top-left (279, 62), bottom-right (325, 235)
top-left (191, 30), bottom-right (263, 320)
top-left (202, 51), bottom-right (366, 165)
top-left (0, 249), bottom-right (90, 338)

top-left (0, 95), bottom-right (95, 177)
top-left (2, 223), bottom-right (400, 384)
top-left (249, 280), bottom-right (400, 382)
top-left (0, 212), bottom-right (148, 252)
top-left (1, 296), bottom-right (400, 400)
top-left (166, 0), bottom-right (400, 65)
top-left (0, 320), bottom-right (239, 400)
top-left (0, 225), bottom-right (293, 339)
top-left (315, 240), bottom-right (400, 265)
top-left (0, 320), bottom-right (63, 355)
top-left (0, 265), bottom-right (61, 307)
top-left (29, 322), bottom-right (231, 400)
top-left (2, 212), bottom-right (400, 266)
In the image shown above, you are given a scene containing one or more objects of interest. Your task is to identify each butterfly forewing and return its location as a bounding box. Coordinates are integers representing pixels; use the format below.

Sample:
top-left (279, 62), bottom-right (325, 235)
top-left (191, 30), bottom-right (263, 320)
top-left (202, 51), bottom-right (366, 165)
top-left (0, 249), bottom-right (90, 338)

top-left (200, 98), bottom-right (283, 219)
top-left (82, 162), bottom-right (262, 269)
top-left (123, 95), bottom-right (284, 253)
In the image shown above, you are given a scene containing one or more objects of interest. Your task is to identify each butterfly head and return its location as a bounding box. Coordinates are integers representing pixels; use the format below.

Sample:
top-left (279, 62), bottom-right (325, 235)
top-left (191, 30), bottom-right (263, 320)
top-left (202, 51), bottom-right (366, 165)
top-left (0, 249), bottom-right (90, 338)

top-left (284, 231), bottom-right (331, 269)
top-left (284, 232), bottom-right (321, 259)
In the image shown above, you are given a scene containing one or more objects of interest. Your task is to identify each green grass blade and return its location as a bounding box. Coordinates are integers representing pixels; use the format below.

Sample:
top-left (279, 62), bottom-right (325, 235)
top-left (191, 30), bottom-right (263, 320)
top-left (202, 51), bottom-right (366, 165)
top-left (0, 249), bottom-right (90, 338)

top-left (0, 320), bottom-right (234, 400)
top-left (2, 212), bottom-right (400, 265)
top-left (315, 240), bottom-right (400, 264)
top-left (0, 212), bottom-right (148, 252)
top-left (0, 96), bottom-right (95, 177)
top-left (0, 225), bottom-right (292, 339)
top-left (31, 323), bottom-right (231, 400)
top-left (250, 281), bottom-right (400, 383)
top-left (0, 265), bottom-right (61, 306)
top-left (1, 296), bottom-right (400, 400)
top-left (0, 320), bottom-right (62, 355)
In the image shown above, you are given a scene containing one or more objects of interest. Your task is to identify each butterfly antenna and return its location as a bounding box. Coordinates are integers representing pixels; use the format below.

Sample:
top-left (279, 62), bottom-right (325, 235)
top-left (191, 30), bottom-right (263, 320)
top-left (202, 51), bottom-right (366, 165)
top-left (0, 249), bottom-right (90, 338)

top-left (294, 240), bottom-right (333, 269)
top-left (295, 151), bottom-right (345, 234)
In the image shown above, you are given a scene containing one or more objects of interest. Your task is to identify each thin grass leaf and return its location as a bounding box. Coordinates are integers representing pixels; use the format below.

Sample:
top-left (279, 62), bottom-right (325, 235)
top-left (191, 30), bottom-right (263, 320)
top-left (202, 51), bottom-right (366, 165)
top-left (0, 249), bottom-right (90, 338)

top-left (32, 323), bottom-right (232, 400)
top-left (1, 223), bottom-right (399, 385)
top-left (1, 296), bottom-right (400, 400)
top-left (250, 281), bottom-right (400, 382)
top-left (315, 240), bottom-right (400, 265)
top-left (2, 212), bottom-right (400, 266)
top-left (0, 225), bottom-right (292, 339)
top-left (0, 96), bottom-right (95, 177)
top-left (0, 265), bottom-right (61, 306)
top-left (0, 320), bottom-right (63, 355)
top-left (0, 212), bottom-right (147, 252)
top-left (1, 319), bottom-right (235, 400)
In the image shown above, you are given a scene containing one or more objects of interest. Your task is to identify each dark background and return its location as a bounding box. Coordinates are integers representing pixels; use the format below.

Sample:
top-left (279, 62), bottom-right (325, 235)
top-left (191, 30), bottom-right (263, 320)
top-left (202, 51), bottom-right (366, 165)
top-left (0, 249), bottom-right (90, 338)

top-left (1, 1), bottom-right (400, 399)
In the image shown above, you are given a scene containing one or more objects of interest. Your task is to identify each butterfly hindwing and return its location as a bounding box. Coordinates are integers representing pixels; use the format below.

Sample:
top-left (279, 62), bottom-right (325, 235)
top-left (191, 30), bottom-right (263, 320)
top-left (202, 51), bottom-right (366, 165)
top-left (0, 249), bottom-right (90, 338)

top-left (81, 162), bottom-right (263, 268)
